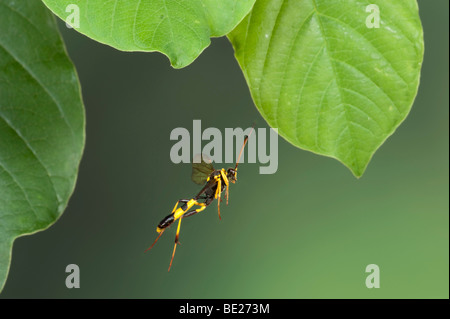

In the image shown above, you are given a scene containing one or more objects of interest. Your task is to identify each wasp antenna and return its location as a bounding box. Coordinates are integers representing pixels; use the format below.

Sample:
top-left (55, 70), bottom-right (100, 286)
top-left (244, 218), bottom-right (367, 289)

top-left (235, 125), bottom-right (255, 170)
top-left (145, 229), bottom-right (165, 253)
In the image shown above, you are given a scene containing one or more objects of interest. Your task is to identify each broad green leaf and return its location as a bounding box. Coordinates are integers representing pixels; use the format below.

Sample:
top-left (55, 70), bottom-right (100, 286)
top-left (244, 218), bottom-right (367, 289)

top-left (229, 0), bottom-right (424, 176)
top-left (0, 0), bottom-right (85, 291)
top-left (42, 0), bottom-right (256, 69)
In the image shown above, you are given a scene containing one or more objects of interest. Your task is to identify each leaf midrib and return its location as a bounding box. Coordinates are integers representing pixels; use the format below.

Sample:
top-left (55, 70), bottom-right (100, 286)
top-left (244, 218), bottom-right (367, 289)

top-left (310, 0), bottom-right (360, 174)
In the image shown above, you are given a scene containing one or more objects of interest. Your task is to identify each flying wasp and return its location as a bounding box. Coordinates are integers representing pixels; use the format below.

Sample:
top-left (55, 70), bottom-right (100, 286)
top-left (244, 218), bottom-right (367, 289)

top-left (146, 129), bottom-right (253, 271)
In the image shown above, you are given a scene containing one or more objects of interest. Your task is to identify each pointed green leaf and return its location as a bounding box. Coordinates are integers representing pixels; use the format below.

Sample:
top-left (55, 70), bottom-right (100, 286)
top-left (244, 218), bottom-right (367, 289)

top-left (42, 0), bottom-right (256, 68)
top-left (0, 0), bottom-right (85, 291)
top-left (229, 0), bottom-right (424, 176)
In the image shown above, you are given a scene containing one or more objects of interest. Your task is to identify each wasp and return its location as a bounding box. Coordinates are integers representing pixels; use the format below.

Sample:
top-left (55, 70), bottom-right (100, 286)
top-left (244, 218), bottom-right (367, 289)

top-left (146, 129), bottom-right (253, 271)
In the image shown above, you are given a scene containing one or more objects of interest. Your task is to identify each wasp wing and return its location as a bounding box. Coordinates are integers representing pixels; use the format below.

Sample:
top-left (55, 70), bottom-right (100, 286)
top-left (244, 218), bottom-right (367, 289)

top-left (191, 154), bottom-right (214, 185)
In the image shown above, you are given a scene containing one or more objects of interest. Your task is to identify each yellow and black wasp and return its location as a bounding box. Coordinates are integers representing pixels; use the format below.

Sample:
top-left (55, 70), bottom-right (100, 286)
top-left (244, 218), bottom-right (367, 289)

top-left (146, 129), bottom-right (253, 271)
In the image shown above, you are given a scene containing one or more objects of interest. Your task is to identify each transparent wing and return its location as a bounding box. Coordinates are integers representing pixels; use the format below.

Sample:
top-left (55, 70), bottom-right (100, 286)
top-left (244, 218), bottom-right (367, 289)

top-left (191, 154), bottom-right (214, 185)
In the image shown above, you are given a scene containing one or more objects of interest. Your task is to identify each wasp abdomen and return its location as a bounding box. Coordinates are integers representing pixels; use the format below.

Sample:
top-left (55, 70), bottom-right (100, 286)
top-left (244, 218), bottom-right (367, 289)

top-left (157, 213), bottom-right (175, 232)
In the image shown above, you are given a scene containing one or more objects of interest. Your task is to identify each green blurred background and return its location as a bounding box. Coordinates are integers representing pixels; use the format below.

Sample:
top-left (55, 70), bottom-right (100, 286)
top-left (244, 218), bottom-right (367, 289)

top-left (1, 0), bottom-right (448, 298)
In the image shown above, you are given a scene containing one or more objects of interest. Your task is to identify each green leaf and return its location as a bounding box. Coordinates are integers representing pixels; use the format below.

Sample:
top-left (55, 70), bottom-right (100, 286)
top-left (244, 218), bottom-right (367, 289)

top-left (229, 0), bottom-right (424, 176)
top-left (0, 0), bottom-right (85, 291)
top-left (41, 0), bottom-right (256, 69)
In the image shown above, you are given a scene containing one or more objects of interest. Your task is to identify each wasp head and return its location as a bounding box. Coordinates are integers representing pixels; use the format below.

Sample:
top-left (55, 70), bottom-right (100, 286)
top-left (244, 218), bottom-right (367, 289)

top-left (227, 168), bottom-right (237, 183)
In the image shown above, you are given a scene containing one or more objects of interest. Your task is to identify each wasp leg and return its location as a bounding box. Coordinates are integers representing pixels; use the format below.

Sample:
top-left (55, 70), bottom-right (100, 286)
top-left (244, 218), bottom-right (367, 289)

top-left (168, 215), bottom-right (184, 271)
top-left (183, 202), bottom-right (207, 218)
top-left (167, 199), bottom-right (208, 270)
top-left (215, 177), bottom-right (222, 220)
top-left (172, 199), bottom-right (190, 213)
top-left (220, 169), bottom-right (230, 205)
top-left (147, 199), bottom-right (190, 253)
